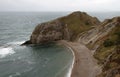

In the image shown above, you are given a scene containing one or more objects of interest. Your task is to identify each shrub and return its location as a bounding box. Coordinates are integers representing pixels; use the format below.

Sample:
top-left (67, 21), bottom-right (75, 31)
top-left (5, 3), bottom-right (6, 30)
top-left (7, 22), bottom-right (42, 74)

top-left (103, 39), bottom-right (114, 47)
top-left (115, 32), bottom-right (120, 45)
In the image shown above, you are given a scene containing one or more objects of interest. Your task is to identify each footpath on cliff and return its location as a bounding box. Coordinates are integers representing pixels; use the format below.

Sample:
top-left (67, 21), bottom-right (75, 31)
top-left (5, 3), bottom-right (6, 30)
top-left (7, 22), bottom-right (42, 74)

top-left (60, 40), bottom-right (101, 77)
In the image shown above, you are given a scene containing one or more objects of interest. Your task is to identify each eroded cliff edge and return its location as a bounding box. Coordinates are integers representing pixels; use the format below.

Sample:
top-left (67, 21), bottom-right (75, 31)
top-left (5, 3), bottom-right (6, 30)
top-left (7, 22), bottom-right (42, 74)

top-left (22, 11), bottom-right (100, 45)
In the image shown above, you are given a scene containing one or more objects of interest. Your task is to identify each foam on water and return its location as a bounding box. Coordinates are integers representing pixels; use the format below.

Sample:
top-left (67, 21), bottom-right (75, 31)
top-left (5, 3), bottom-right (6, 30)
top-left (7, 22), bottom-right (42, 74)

top-left (66, 47), bottom-right (75, 77)
top-left (7, 41), bottom-right (25, 45)
top-left (0, 47), bottom-right (15, 58)
top-left (9, 72), bottom-right (21, 77)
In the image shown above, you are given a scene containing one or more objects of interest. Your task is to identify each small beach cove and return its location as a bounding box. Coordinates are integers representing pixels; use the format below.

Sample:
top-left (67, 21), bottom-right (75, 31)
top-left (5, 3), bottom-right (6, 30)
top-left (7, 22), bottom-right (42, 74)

top-left (59, 40), bottom-right (101, 77)
top-left (0, 12), bottom-right (74, 77)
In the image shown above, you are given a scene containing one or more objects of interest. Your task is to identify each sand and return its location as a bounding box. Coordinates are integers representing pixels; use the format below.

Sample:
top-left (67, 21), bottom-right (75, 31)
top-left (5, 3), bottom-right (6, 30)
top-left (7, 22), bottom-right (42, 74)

top-left (58, 40), bottom-right (101, 77)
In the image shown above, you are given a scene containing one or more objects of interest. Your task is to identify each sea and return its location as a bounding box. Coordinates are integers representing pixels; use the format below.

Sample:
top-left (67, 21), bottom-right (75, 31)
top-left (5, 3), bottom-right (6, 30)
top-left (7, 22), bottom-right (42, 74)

top-left (0, 12), bottom-right (119, 77)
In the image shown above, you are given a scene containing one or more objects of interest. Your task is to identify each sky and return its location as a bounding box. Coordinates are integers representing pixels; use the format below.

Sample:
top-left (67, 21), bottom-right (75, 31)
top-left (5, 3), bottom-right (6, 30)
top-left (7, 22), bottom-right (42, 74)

top-left (0, 0), bottom-right (120, 12)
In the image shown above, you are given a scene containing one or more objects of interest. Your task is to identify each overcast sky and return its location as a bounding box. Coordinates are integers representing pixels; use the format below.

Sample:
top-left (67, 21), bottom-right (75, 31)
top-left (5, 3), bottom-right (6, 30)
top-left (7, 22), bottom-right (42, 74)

top-left (0, 0), bottom-right (120, 12)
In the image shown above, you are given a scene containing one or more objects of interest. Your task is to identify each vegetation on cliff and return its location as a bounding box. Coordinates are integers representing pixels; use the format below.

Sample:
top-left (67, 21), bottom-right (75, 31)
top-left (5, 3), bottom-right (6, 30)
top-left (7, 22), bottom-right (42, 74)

top-left (22, 11), bottom-right (100, 45)
top-left (58, 11), bottom-right (100, 40)
top-left (92, 17), bottom-right (120, 77)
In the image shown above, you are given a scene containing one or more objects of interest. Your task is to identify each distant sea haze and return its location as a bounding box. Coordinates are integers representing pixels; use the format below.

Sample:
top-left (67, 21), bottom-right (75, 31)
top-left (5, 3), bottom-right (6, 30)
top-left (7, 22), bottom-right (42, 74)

top-left (88, 12), bottom-right (120, 21)
top-left (0, 12), bottom-right (119, 77)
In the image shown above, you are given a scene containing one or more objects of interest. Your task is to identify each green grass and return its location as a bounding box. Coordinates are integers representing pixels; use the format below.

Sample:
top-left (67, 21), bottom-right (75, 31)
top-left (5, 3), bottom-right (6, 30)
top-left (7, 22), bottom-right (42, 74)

top-left (59, 11), bottom-right (99, 41)
top-left (94, 23), bottom-right (120, 62)
top-left (94, 46), bottom-right (115, 63)
top-left (93, 19), bottom-right (120, 77)
top-left (32, 11), bottom-right (100, 41)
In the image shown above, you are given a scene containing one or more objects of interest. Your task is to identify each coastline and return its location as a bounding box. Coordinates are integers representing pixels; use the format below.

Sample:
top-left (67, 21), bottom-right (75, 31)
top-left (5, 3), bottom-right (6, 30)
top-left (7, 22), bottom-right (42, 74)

top-left (58, 40), bottom-right (101, 77)
top-left (57, 40), bottom-right (75, 77)
top-left (65, 46), bottom-right (75, 77)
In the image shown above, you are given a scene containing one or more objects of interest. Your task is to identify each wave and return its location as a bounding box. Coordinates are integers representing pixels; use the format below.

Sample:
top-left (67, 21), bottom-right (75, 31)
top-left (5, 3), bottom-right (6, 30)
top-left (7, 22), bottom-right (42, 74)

top-left (0, 47), bottom-right (15, 58)
top-left (0, 41), bottom-right (26, 58)
top-left (66, 47), bottom-right (75, 77)
top-left (7, 41), bottom-right (25, 45)
top-left (9, 72), bottom-right (21, 77)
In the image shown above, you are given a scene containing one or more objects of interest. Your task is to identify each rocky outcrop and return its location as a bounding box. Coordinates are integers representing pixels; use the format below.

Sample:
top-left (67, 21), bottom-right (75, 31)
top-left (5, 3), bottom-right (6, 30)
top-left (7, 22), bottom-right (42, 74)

top-left (22, 11), bottom-right (100, 45)
top-left (79, 17), bottom-right (120, 45)
top-left (82, 17), bottom-right (120, 77)
top-left (106, 66), bottom-right (120, 77)
top-left (30, 20), bottom-right (70, 44)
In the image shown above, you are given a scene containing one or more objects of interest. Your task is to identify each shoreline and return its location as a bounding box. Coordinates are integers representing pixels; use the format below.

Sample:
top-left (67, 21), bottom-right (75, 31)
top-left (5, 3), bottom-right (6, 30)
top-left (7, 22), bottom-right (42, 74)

top-left (65, 46), bottom-right (75, 77)
top-left (57, 40), bottom-right (75, 77)
top-left (58, 40), bottom-right (101, 77)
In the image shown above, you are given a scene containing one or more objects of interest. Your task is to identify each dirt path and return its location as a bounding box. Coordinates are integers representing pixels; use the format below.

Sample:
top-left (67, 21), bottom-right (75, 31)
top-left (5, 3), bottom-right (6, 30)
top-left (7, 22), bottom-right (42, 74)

top-left (59, 40), bottom-right (101, 77)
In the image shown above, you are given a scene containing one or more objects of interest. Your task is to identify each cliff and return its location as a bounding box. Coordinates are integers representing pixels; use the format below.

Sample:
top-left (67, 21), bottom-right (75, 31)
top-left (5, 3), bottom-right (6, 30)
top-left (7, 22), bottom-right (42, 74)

top-left (94, 17), bottom-right (120, 77)
top-left (81, 17), bottom-right (120, 77)
top-left (22, 11), bottom-right (100, 45)
top-left (22, 11), bottom-right (120, 77)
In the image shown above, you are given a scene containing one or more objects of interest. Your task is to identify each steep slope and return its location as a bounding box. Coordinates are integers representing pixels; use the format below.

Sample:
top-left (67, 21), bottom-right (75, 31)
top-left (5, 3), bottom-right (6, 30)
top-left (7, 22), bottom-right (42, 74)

top-left (94, 17), bottom-right (120, 77)
top-left (22, 11), bottom-right (100, 45)
top-left (80, 17), bottom-right (120, 77)
top-left (78, 17), bottom-right (119, 45)
top-left (58, 11), bottom-right (100, 41)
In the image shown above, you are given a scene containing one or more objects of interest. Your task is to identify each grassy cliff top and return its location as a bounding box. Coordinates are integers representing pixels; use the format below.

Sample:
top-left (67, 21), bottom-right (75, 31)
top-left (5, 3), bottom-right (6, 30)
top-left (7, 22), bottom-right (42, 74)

top-left (32, 11), bottom-right (100, 41)
top-left (58, 11), bottom-right (100, 40)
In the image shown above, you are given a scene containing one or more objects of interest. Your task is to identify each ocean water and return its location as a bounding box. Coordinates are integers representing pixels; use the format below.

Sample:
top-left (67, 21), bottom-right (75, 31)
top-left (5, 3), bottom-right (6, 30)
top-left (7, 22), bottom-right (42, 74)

top-left (0, 12), bottom-right (119, 77)
top-left (0, 12), bottom-right (73, 77)
top-left (88, 12), bottom-right (120, 21)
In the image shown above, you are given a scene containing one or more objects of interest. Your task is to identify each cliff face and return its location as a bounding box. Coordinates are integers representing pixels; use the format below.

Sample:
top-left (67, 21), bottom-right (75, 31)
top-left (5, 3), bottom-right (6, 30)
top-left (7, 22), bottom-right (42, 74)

top-left (23, 11), bottom-right (100, 45)
top-left (95, 17), bottom-right (120, 77)
top-left (81, 17), bottom-right (120, 77)
top-left (30, 20), bottom-right (70, 44)
top-left (79, 17), bottom-right (120, 45)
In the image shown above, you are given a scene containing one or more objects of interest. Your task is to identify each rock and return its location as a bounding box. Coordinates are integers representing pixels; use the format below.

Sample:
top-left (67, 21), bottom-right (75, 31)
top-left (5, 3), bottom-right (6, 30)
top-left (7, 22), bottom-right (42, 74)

top-left (21, 40), bottom-right (31, 45)
top-left (30, 20), bottom-right (70, 44)
top-left (22, 11), bottom-right (100, 45)
top-left (106, 66), bottom-right (120, 77)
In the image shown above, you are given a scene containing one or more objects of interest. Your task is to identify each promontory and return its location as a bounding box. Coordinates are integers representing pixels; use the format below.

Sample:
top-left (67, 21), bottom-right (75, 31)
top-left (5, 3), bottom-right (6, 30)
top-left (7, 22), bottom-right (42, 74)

top-left (22, 11), bottom-right (120, 77)
top-left (22, 11), bottom-right (100, 45)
